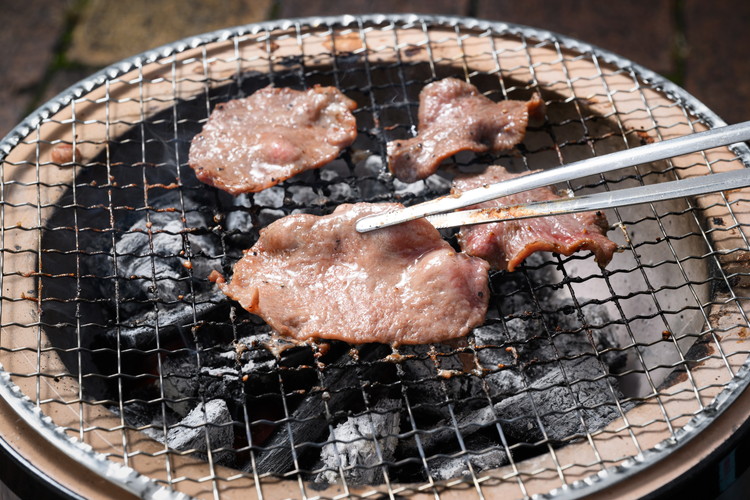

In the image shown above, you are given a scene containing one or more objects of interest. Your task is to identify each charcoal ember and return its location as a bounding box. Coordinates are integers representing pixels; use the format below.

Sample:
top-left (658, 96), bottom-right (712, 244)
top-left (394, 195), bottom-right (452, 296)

top-left (108, 290), bottom-right (223, 349)
top-left (161, 334), bottom-right (277, 417)
top-left (99, 192), bottom-right (222, 316)
top-left (315, 399), bottom-right (401, 485)
top-left (399, 346), bottom-right (625, 458)
top-left (398, 344), bottom-right (484, 421)
top-left (252, 344), bottom-right (391, 475)
top-left (166, 399), bottom-right (235, 466)
top-left (472, 323), bottom-right (525, 400)
top-left (428, 445), bottom-right (507, 481)
top-left (493, 356), bottom-right (626, 443)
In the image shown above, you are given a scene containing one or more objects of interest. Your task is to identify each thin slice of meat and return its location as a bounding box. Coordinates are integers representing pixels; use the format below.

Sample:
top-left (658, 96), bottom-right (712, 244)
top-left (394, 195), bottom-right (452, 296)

top-left (453, 165), bottom-right (618, 272)
top-left (189, 85), bottom-right (357, 194)
top-left (387, 78), bottom-right (544, 183)
top-left (217, 203), bottom-right (490, 345)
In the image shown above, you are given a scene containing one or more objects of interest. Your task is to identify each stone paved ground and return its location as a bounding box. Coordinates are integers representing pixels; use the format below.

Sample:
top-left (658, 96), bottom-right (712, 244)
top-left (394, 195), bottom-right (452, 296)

top-left (2, 0), bottom-right (750, 138)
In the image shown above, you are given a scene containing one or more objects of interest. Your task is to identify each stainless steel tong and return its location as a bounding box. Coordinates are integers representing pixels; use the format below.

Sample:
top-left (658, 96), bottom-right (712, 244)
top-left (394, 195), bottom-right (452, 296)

top-left (355, 121), bottom-right (750, 233)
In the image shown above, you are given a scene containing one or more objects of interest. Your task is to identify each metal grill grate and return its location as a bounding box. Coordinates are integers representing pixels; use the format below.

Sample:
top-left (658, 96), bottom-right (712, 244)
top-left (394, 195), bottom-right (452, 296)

top-left (1, 14), bottom-right (750, 500)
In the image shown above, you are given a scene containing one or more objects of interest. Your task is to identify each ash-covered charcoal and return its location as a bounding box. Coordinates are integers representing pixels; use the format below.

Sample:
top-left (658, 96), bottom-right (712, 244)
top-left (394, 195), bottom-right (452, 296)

top-left (108, 290), bottom-right (224, 349)
top-left (161, 333), bottom-right (279, 417)
top-left (166, 399), bottom-right (235, 466)
top-left (493, 355), bottom-right (627, 443)
top-left (252, 344), bottom-right (391, 475)
top-left (397, 344), bottom-right (486, 421)
top-left (97, 191), bottom-right (222, 316)
top-left (315, 399), bottom-right (401, 485)
top-left (428, 443), bottom-right (508, 482)
top-left (472, 330), bottom-right (526, 401)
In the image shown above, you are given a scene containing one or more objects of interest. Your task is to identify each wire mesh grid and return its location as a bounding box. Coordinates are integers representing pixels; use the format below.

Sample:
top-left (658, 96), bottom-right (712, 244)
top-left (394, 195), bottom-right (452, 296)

top-left (1, 14), bottom-right (750, 500)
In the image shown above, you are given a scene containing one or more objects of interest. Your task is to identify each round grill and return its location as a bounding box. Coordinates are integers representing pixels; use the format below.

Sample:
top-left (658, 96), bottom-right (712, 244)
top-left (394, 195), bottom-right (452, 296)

top-left (1, 14), bottom-right (749, 499)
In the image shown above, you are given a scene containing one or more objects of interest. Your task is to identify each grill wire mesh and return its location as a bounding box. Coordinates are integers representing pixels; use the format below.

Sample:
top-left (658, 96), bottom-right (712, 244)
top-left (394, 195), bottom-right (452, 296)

top-left (1, 14), bottom-right (750, 500)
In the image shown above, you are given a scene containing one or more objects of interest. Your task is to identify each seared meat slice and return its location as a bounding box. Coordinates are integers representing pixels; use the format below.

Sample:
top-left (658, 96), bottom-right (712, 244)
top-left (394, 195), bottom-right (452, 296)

top-left (453, 166), bottom-right (618, 271)
top-left (387, 78), bottom-right (543, 182)
top-left (189, 85), bottom-right (357, 194)
top-left (217, 203), bottom-right (490, 345)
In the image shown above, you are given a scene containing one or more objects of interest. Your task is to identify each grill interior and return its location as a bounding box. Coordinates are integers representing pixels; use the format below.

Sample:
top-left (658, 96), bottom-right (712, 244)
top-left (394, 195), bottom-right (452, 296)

top-left (1, 15), bottom-right (750, 499)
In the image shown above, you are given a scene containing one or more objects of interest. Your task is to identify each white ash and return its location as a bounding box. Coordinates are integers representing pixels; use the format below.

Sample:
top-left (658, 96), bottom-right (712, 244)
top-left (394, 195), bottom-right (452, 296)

top-left (166, 399), bottom-right (235, 466)
top-left (328, 183), bottom-right (354, 202)
top-left (429, 447), bottom-right (507, 482)
top-left (289, 185), bottom-right (324, 206)
top-left (424, 173), bottom-right (452, 192)
top-left (393, 178), bottom-right (426, 196)
top-left (108, 291), bottom-right (222, 349)
top-left (354, 154), bottom-right (384, 177)
top-left (251, 187), bottom-right (285, 208)
top-left (492, 356), bottom-right (627, 443)
top-left (316, 399), bottom-right (401, 485)
top-left (112, 211), bottom-right (221, 314)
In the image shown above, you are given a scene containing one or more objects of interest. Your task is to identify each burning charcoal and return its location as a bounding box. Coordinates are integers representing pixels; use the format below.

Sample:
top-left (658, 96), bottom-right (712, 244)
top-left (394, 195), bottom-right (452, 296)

top-left (493, 356), bottom-right (626, 443)
top-left (167, 399), bottom-right (235, 466)
top-left (288, 185), bottom-right (324, 206)
top-left (328, 182), bottom-right (354, 202)
top-left (393, 178), bottom-right (426, 197)
top-left (472, 323), bottom-right (525, 400)
top-left (163, 353), bottom-right (200, 417)
top-left (400, 356), bottom-right (625, 457)
top-left (253, 187), bottom-right (285, 208)
top-left (103, 191), bottom-right (222, 316)
top-left (115, 218), bottom-right (220, 311)
top-left (398, 344), bottom-right (485, 421)
top-left (252, 344), bottom-right (390, 475)
top-left (428, 446), bottom-right (507, 481)
top-left (108, 290), bottom-right (224, 349)
top-left (161, 333), bottom-right (278, 417)
top-left (354, 154), bottom-right (384, 178)
top-left (315, 399), bottom-right (401, 485)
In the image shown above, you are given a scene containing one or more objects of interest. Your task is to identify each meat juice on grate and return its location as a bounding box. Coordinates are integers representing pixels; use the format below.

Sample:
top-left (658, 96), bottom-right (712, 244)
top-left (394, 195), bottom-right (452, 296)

top-left (39, 72), bottom-right (631, 485)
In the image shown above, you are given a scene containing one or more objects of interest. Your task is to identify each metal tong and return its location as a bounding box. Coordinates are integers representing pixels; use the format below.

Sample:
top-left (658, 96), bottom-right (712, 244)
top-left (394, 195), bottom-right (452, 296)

top-left (355, 121), bottom-right (750, 233)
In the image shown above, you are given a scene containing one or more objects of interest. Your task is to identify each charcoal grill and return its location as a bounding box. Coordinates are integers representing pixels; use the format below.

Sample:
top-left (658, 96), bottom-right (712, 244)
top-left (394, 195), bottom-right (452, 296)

top-left (1, 14), bottom-right (750, 500)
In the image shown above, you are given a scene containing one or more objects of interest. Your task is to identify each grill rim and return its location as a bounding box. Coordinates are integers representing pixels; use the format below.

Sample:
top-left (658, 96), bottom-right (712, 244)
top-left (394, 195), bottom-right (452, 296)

top-left (0, 12), bottom-right (749, 500)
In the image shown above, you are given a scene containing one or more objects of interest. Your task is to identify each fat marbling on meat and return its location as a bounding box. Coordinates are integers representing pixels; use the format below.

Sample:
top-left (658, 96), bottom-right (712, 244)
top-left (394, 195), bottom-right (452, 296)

top-left (454, 165), bottom-right (618, 272)
top-left (189, 85), bottom-right (357, 194)
top-left (216, 203), bottom-right (490, 345)
top-left (387, 78), bottom-right (544, 183)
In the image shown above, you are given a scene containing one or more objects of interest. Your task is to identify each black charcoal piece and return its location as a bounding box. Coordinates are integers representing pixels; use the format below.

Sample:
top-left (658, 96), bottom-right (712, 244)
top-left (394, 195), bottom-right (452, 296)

top-left (252, 344), bottom-right (390, 475)
top-left (102, 191), bottom-right (222, 315)
top-left (493, 356), bottom-right (626, 443)
top-left (315, 399), bottom-right (401, 485)
top-left (428, 446), bottom-right (508, 482)
top-left (109, 290), bottom-right (224, 349)
top-left (167, 399), bottom-right (235, 466)
top-left (398, 356), bottom-right (625, 458)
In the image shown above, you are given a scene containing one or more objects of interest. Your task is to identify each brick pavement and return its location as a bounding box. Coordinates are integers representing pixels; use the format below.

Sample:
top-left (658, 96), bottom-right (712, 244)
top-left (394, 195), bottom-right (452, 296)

top-left (2, 0), bottom-right (749, 139)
